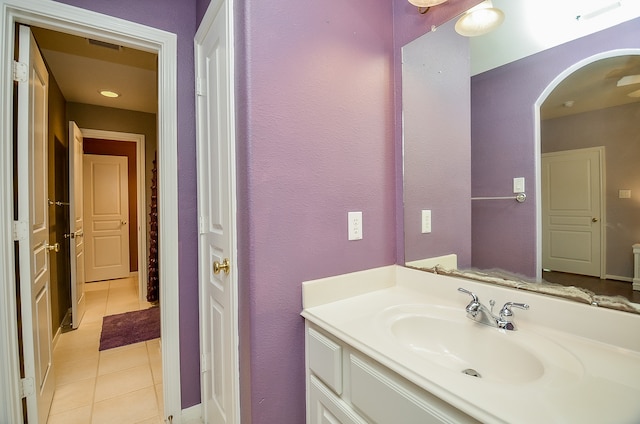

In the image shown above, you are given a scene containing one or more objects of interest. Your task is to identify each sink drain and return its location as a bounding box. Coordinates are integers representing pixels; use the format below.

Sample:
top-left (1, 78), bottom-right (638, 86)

top-left (462, 368), bottom-right (482, 378)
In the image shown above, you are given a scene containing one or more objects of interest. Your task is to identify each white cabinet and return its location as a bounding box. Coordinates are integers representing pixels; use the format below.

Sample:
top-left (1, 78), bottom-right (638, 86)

top-left (305, 322), bottom-right (479, 424)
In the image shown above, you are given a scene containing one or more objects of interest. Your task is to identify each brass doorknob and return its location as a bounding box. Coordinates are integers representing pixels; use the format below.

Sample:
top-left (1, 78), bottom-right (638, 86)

top-left (592, 217), bottom-right (599, 222)
top-left (213, 258), bottom-right (230, 275)
top-left (45, 242), bottom-right (60, 253)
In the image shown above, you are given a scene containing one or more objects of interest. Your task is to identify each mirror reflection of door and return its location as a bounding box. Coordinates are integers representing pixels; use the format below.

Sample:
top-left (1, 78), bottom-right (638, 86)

top-left (541, 148), bottom-right (604, 277)
top-left (541, 55), bottom-right (640, 284)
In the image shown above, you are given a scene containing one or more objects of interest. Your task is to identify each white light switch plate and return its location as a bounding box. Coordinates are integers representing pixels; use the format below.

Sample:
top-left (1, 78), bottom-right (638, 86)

top-left (348, 211), bottom-right (363, 240)
top-left (513, 177), bottom-right (525, 193)
top-left (421, 210), bottom-right (432, 234)
top-left (619, 189), bottom-right (631, 199)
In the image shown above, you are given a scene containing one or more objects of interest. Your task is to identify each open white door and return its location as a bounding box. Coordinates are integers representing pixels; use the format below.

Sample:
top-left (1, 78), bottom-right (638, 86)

top-left (196, 1), bottom-right (239, 422)
top-left (83, 154), bottom-right (130, 282)
top-left (542, 147), bottom-right (604, 277)
top-left (68, 121), bottom-right (86, 328)
top-left (15, 24), bottom-right (55, 424)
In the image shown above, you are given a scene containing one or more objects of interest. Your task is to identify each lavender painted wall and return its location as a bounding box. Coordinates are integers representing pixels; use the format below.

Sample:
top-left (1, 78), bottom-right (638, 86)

top-left (543, 102), bottom-right (640, 279)
top-left (236, 1), bottom-right (397, 421)
top-left (402, 21), bottom-right (471, 265)
top-left (392, 0), bottom-right (481, 263)
top-left (471, 17), bottom-right (640, 276)
top-left (54, 0), bottom-right (201, 408)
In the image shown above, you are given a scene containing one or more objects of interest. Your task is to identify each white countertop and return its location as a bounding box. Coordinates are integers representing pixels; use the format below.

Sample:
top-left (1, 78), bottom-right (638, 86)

top-left (301, 265), bottom-right (640, 424)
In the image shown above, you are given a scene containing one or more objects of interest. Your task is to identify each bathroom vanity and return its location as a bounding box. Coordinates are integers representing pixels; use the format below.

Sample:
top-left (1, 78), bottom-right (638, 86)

top-left (301, 266), bottom-right (640, 424)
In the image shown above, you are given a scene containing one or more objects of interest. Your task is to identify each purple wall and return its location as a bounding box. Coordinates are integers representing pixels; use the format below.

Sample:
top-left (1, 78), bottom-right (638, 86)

top-left (236, 2), bottom-right (397, 422)
top-left (392, 0), bottom-right (481, 263)
top-left (402, 21), bottom-right (471, 266)
top-left (471, 17), bottom-right (640, 276)
top-left (54, 0), bottom-right (202, 408)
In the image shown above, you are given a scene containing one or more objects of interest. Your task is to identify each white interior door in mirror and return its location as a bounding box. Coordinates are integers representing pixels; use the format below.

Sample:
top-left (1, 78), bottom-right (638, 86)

top-left (542, 147), bottom-right (604, 277)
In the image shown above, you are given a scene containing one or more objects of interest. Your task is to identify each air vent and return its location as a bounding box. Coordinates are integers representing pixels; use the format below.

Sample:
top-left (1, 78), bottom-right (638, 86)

top-left (87, 38), bottom-right (122, 51)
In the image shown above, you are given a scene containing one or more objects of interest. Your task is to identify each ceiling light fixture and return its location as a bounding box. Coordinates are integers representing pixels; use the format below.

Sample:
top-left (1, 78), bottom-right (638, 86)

top-left (408, 0), bottom-right (449, 15)
top-left (617, 75), bottom-right (640, 87)
top-left (628, 89), bottom-right (640, 98)
top-left (99, 90), bottom-right (120, 98)
top-left (455, 0), bottom-right (504, 37)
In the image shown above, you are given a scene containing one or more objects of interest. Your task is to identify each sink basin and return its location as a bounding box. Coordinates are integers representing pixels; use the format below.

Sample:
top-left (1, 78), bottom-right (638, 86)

top-left (377, 304), bottom-right (584, 385)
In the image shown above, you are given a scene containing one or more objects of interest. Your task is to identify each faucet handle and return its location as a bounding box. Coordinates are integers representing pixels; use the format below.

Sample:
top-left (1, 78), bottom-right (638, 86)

top-left (458, 288), bottom-right (481, 315)
top-left (499, 302), bottom-right (529, 320)
top-left (457, 287), bottom-right (478, 302)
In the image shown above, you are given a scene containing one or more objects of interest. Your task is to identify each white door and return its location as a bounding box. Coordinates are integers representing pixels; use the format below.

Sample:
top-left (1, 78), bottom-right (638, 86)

top-left (15, 24), bottom-right (55, 424)
top-left (68, 122), bottom-right (87, 328)
top-left (196, 1), bottom-right (239, 422)
top-left (83, 154), bottom-right (130, 282)
top-left (542, 147), bottom-right (604, 277)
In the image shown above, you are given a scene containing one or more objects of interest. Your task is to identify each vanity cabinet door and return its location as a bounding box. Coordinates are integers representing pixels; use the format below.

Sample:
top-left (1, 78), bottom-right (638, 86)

top-left (309, 375), bottom-right (368, 424)
top-left (349, 354), bottom-right (479, 424)
top-left (308, 326), bottom-right (343, 395)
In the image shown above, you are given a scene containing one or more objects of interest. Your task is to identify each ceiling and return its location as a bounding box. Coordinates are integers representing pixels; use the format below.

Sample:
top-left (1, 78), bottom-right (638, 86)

top-left (542, 55), bottom-right (640, 120)
top-left (31, 27), bottom-right (158, 114)
top-left (31, 17), bottom-right (639, 120)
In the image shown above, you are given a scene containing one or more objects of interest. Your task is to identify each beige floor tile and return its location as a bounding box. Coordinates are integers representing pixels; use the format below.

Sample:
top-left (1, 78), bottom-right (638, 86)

top-left (98, 343), bottom-right (149, 375)
top-left (94, 364), bottom-right (154, 402)
top-left (46, 404), bottom-right (92, 424)
top-left (154, 383), bottom-right (164, 415)
top-left (49, 377), bottom-right (95, 415)
top-left (147, 340), bottom-right (163, 384)
top-left (135, 415), bottom-right (165, 424)
top-left (48, 275), bottom-right (163, 424)
top-left (82, 308), bottom-right (107, 325)
top-left (85, 280), bottom-right (111, 292)
top-left (91, 386), bottom-right (158, 424)
top-left (54, 341), bottom-right (100, 366)
top-left (55, 355), bottom-right (99, 386)
top-left (105, 300), bottom-right (143, 316)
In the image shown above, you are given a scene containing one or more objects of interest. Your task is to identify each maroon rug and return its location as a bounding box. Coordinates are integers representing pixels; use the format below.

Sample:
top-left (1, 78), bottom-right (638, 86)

top-left (99, 307), bottom-right (160, 351)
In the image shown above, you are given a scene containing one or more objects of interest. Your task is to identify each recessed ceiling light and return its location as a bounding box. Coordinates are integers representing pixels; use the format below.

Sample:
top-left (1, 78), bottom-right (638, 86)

top-left (617, 75), bottom-right (640, 87)
top-left (628, 89), bottom-right (640, 98)
top-left (563, 100), bottom-right (575, 108)
top-left (99, 90), bottom-right (120, 98)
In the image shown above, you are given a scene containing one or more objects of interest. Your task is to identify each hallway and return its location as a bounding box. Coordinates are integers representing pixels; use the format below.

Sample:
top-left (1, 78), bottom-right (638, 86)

top-left (47, 277), bottom-right (163, 424)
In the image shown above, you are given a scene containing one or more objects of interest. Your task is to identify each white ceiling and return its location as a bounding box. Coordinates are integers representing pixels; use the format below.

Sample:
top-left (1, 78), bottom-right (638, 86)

top-left (466, 0), bottom-right (640, 120)
top-left (32, 27), bottom-right (157, 114)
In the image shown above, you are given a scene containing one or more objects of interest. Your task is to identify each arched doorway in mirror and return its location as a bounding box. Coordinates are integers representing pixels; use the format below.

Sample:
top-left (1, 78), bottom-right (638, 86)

top-left (535, 50), bottom-right (640, 302)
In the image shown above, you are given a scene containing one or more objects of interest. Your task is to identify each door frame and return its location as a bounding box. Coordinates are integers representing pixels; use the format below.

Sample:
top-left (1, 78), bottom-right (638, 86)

top-left (81, 129), bottom-right (148, 299)
top-left (0, 1), bottom-right (181, 422)
top-left (533, 48), bottom-right (640, 281)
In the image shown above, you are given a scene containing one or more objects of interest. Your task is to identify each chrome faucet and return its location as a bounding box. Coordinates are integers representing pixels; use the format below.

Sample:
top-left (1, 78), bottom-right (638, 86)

top-left (457, 288), bottom-right (529, 331)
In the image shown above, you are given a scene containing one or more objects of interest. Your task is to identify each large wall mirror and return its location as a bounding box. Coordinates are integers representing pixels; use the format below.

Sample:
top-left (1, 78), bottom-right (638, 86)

top-left (402, 0), bottom-right (640, 309)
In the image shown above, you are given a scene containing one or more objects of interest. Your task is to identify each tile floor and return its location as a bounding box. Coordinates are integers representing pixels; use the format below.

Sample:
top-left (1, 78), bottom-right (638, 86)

top-left (47, 276), bottom-right (164, 424)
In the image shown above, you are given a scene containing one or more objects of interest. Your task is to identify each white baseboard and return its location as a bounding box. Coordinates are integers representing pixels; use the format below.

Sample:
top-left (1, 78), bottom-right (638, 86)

top-left (180, 404), bottom-right (203, 423)
top-left (605, 274), bottom-right (632, 283)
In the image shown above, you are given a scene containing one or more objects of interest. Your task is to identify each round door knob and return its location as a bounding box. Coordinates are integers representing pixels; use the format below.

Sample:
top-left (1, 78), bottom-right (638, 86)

top-left (213, 258), bottom-right (230, 275)
top-left (45, 242), bottom-right (60, 253)
top-left (121, 220), bottom-right (127, 225)
top-left (592, 217), bottom-right (599, 222)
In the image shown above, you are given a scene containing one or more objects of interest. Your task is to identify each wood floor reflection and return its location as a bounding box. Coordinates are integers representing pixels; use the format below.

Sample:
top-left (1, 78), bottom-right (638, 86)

top-left (543, 271), bottom-right (640, 304)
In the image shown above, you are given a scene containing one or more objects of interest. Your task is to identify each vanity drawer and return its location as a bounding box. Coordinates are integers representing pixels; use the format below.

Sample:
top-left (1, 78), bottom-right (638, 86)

top-left (308, 326), bottom-right (343, 395)
top-left (349, 354), bottom-right (479, 424)
top-left (309, 375), bottom-right (367, 424)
